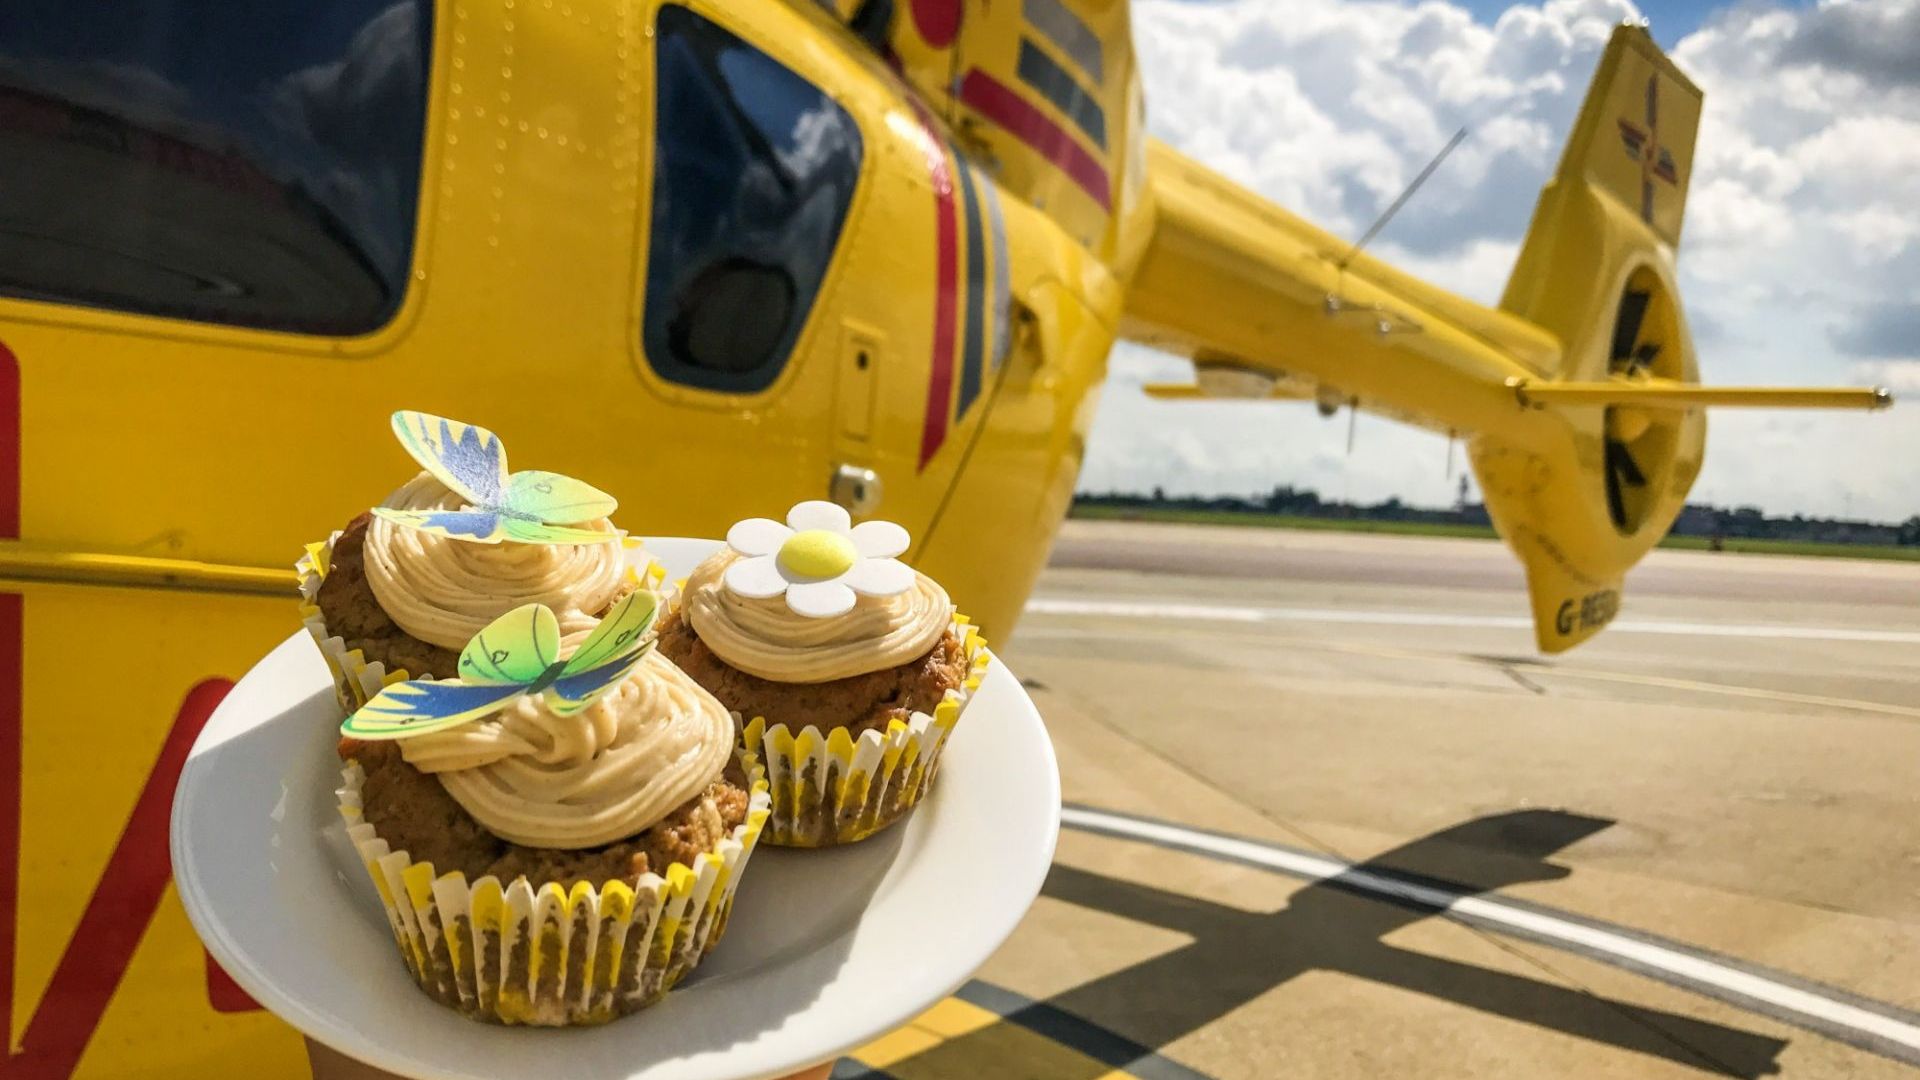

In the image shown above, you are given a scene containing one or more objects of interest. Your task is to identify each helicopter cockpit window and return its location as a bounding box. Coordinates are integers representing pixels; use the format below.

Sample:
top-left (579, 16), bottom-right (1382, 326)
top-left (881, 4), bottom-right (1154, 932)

top-left (0, 1), bottom-right (431, 335)
top-left (643, 5), bottom-right (863, 393)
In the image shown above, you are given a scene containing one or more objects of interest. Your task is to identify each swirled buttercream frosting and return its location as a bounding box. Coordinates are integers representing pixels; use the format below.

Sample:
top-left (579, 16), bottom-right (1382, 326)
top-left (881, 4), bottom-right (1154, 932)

top-left (399, 650), bottom-right (734, 849)
top-left (683, 549), bottom-right (953, 683)
top-left (365, 472), bottom-right (629, 650)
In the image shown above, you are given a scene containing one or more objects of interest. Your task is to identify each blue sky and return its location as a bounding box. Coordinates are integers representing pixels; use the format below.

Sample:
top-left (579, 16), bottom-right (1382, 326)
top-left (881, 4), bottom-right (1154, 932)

top-left (1459, 0), bottom-right (1736, 44)
top-left (1082, 0), bottom-right (1920, 521)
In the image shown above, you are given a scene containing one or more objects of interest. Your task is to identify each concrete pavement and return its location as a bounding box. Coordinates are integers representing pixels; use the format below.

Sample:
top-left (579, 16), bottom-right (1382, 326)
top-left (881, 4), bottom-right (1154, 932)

top-left (845, 521), bottom-right (1920, 1079)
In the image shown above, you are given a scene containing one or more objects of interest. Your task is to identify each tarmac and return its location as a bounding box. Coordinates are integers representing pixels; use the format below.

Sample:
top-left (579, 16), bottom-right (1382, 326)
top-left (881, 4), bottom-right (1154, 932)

top-left (840, 520), bottom-right (1920, 1079)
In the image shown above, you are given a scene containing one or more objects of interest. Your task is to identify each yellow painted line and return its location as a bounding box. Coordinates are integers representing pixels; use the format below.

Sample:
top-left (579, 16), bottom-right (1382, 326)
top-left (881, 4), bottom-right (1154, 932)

top-left (850, 994), bottom-right (1149, 1079)
top-left (912, 997), bottom-right (1002, 1039)
top-left (849, 1023), bottom-right (944, 1068)
top-left (0, 543), bottom-right (296, 595)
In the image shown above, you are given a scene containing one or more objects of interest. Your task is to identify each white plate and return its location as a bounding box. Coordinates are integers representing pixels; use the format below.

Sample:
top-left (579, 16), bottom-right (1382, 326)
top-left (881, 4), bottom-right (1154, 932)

top-left (171, 537), bottom-right (1061, 1080)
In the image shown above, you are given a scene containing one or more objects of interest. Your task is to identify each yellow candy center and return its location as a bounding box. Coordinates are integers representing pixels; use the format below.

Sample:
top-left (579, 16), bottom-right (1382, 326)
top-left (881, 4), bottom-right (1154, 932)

top-left (778, 530), bottom-right (857, 579)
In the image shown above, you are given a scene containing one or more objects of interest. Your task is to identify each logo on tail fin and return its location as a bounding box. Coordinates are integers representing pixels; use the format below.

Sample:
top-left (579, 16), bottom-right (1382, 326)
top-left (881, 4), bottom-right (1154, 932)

top-left (1616, 76), bottom-right (1682, 224)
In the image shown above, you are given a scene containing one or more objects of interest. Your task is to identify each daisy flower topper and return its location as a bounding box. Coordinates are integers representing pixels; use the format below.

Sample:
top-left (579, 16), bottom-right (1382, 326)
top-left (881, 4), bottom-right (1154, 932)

top-left (341, 590), bottom-right (659, 740)
top-left (373, 410), bottom-right (620, 545)
top-left (724, 501), bottom-right (914, 618)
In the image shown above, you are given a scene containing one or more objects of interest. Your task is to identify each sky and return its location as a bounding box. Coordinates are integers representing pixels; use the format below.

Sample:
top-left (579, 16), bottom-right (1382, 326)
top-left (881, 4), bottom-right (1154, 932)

top-left (1459, 0), bottom-right (1751, 44)
top-left (1078, 0), bottom-right (1920, 521)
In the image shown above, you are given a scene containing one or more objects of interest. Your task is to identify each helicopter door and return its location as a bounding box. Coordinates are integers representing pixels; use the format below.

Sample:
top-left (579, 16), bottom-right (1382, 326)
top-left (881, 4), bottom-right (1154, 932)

top-left (632, 3), bottom-right (863, 535)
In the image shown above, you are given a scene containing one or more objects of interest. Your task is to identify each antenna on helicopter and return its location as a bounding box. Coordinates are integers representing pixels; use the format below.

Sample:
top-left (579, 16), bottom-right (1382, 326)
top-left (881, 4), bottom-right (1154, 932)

top-left (1336, 126), bottom-right (1469, 271)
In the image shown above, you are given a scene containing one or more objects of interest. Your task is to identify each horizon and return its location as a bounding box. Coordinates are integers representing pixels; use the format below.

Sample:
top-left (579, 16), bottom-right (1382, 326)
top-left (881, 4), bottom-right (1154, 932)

top-left (1073, 483), bottom-right (1920, 528)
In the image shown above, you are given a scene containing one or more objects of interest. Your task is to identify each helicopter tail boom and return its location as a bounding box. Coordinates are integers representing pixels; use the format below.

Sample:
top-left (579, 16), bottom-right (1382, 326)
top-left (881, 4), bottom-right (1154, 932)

top-left (1114, 25), bottom-right (1889, 653)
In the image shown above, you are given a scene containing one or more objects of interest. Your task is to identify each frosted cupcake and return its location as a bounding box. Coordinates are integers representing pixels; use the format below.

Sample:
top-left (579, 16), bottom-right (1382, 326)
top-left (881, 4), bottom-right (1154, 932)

top-left (336, 593), bottom-right (770, 1026)
top-left (654, 501), bottom-right (989, 846)
top-left (300, 411), bottom-right (657, 709)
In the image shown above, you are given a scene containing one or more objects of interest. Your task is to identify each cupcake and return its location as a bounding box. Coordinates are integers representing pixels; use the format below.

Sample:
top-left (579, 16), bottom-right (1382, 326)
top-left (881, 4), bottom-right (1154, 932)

top-left (335, 593), bottom-right (770, 1026)
top-left (654, 501), bottom-right (990, 847)
top-left (299, 411), bottom-right (658, 710)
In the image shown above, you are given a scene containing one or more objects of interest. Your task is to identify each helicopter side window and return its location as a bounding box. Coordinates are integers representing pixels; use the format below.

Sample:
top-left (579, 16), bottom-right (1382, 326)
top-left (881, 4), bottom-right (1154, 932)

top-left (0, 2), bottom-right (432, 335)
top-left (643, 6), bottom-right (863, 393)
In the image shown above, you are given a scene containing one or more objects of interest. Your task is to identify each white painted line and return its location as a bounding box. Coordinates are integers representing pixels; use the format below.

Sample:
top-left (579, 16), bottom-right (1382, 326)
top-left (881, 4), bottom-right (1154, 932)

top-left (1063, 806), bottom-right (1920, 1057)
top-left (1028, 599), bottom-right (1268, 623)
top-left (1028, 598), bottom-right (1527, 629)
top-left (1025, 598), bottom-right (1920, 644)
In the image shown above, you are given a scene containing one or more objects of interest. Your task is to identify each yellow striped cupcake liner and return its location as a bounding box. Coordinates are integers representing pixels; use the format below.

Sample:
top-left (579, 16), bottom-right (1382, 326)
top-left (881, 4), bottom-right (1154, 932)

top-left (335, 761), bottom-right (770, 1026)
top-left (738, 617), bottom-right (991, 847)
top-left (297, 532), bottom-right (666, 713)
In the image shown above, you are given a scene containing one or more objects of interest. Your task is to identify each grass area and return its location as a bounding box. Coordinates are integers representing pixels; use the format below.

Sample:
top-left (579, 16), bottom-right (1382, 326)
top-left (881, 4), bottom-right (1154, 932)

top-left (1652, 534), bottom-right (1920, 560)
top-left (1069, 503), bottom-right (1499, 539)
top-left (1068, 503), bottom-right (1920, 562)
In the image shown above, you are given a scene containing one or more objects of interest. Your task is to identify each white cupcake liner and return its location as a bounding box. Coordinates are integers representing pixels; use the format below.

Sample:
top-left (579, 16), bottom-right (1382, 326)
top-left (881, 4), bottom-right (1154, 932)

top-left (738, 617), bottom-right (991, 847)
top-left (336, 761), bottom-right (770, 1026)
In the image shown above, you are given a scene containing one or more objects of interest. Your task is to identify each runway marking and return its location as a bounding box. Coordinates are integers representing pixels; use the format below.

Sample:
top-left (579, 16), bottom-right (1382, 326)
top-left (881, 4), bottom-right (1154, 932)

top-left (841, 978), bottom-right (1213, 1080)
top-left (1512, 663), bottom-right (1920, 720)
top-left (1021, 622), bottom-right (1920, 720)
top-left (1026, 598), bottom-right (1920, 644)
top-left (1062, 804), bottom-right (1920, 1066)
top-left (1299, 637), bottom-right (1920, 721)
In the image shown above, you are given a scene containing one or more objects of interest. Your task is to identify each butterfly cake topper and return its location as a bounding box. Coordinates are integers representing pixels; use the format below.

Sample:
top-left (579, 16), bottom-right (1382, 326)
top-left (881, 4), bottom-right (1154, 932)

top-left (374, 410), bottom-right (620, 545)
top-left (341, 590), bottom-right (659, 740)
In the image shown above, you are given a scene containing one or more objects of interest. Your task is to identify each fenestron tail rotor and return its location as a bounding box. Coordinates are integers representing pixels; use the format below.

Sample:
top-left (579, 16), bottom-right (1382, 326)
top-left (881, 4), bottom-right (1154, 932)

top-left (1609, 288), bottom-right (1651, 370)
top-left (1600, 275), bottom-right (1682, 533)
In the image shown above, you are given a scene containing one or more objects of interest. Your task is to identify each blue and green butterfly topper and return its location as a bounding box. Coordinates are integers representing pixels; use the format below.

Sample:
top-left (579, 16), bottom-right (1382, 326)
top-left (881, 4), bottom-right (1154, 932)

top-left (373, 410), bottom-right (620, 544)
top-left (341, 591), bottom-right (660, 741)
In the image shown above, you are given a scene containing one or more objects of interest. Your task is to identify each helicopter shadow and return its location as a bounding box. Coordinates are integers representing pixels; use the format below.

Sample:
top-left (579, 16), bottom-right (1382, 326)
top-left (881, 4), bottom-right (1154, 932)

top-left (844, 809), bottom-right (1786, 1079)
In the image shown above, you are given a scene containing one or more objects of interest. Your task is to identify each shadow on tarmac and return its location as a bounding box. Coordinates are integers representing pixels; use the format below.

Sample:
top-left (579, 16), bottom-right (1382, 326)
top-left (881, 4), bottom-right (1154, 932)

top-left (850, 809), bottom-right (1786, 1079)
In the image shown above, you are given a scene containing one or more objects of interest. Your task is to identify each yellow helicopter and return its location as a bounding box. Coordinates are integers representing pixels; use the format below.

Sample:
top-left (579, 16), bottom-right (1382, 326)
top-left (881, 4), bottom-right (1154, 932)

top-left (0, 0), bottom-right (1887, 1074)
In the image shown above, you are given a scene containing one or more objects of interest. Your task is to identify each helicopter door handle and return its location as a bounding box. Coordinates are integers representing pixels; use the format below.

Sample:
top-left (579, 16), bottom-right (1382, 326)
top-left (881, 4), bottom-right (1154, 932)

top-left (829, 464), bottom-right (883, 516)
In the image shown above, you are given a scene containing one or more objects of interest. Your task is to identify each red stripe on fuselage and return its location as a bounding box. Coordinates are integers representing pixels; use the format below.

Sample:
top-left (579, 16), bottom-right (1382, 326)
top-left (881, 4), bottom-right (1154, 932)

top-left (0, 338), bottom-right (255, 1072)
top-left (9, 678), bottom-right (232, 1075)
top-left (909, 100), bottom-right (961, 471)
top-left (958, 69), bottom-right (1111, 210)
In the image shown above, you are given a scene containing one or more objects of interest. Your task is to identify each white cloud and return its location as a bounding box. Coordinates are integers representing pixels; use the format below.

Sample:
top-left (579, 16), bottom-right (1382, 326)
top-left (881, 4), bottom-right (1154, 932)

top-left (1832, 206), bottom-right (1920, 264)
top-left (266, 1), bottom-right (425, 272)
top-left (1079, 345), bottom-right (1469, 508)
top-left (1851, 360), bottom-right (1920, 393)
top-left (1083, 0), bottom-right (1920, 520)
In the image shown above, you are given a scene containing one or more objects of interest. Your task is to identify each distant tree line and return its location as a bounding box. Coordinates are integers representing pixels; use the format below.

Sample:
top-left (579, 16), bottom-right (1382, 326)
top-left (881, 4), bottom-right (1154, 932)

top-left (1074, 485), bottom-right (1920, 547)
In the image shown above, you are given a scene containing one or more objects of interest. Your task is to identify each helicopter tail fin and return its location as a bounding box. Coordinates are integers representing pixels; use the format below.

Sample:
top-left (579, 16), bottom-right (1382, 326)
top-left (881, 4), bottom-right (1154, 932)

top-left (1499, 24), bottom-right (1700, 336)
top-left (1477, 25), bottom-right (1705, 652)
top-left (1566, 24), bottom-right (1697, 248)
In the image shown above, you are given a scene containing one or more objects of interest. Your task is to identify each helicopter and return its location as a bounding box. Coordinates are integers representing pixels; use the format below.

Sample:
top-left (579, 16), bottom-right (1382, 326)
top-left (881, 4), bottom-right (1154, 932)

top-left (0, 0), bottom-right (1888, 1074)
